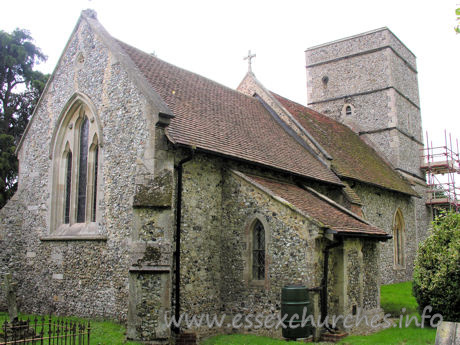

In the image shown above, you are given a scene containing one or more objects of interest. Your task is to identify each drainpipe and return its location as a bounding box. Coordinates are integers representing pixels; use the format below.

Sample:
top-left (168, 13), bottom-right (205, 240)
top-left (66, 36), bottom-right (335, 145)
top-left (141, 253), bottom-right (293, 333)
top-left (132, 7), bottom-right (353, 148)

top-left (320, 232), bottom-right (343, 329)
top-left (173, 151), bottom-right (194, 334)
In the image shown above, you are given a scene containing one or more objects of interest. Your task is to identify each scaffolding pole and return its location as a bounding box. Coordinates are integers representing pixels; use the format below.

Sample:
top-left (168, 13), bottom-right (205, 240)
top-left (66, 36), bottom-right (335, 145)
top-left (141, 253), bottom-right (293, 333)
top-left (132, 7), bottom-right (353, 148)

top-left (420, 130), bottom-right (459, 212)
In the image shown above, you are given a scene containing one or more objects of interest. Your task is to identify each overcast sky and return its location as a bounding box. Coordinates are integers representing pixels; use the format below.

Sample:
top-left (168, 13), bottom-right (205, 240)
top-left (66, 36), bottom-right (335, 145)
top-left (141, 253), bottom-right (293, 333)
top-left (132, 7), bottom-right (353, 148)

top-left (3, 0), bottom-right (459, 148)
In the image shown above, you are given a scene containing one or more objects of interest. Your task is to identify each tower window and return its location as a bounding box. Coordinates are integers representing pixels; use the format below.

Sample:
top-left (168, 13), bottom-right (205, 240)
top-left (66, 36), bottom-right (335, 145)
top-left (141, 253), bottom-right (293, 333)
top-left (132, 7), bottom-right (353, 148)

top-left (345, 105), bottom-right (352, 116)
top-left (342, 103), bottom-right (354, 117)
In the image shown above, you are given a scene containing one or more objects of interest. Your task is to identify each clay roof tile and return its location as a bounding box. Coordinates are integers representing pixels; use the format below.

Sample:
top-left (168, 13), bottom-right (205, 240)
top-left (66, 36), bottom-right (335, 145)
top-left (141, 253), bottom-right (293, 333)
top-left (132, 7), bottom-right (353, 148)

top-left (117, 40), bottom-right (342, 185)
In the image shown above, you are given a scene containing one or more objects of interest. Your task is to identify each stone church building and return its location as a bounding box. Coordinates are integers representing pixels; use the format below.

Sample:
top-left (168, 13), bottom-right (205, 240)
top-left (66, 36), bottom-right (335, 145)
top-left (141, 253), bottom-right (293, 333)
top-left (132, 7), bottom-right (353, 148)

top-left (0, 10), bottom-right (430, 343)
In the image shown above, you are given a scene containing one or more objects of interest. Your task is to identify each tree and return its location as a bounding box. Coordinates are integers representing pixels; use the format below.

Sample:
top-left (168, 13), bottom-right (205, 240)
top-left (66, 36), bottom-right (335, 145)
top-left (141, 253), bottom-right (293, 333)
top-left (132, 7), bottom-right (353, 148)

top-left (413, 210), bottom-right (460, 322)
top-left (0, 28), bottom-right (48, 208)
top-left (455, 7), bottom-right (460, 34)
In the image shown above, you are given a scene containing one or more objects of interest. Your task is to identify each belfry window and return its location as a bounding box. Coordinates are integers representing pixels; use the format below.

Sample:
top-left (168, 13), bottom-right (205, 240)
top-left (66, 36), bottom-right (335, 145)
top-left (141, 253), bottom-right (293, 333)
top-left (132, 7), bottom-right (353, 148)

top-left (342, 103), bottom-right (354, 117)
top-left (50, 97), bottom-right (101, 234)
top-left (252, 220), bottom-right (265, 280)
top-left (345, 105), bottom-right (352, 116)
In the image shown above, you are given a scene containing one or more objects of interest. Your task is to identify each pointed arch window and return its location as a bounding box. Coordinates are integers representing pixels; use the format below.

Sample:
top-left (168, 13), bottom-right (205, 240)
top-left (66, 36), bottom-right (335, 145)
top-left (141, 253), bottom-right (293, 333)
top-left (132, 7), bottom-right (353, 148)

top-left (252, 220), bottom-right (265, 280)
top-left (90, 143), bottom-right (99, 223)
top-left (64, 150), bottom-right (72, 224)
top-left (77, 117), bottom-right (89, 223)
top-left (393, 209), bottom-right (405, 267)
top-left (50, 97), bottom-right (102, 235)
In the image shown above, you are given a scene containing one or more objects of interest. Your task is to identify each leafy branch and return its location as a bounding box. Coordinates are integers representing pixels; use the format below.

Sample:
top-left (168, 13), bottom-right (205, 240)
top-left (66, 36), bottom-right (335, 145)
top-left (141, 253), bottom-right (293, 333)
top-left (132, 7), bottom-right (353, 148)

top-left (455, 7), bottom-right (460, 34)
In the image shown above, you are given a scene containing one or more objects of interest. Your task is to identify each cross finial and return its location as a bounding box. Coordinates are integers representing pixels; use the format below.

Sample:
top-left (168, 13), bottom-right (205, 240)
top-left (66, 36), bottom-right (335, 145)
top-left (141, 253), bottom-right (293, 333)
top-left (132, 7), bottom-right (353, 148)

top-left (244, 50), bottom-right (256, 73)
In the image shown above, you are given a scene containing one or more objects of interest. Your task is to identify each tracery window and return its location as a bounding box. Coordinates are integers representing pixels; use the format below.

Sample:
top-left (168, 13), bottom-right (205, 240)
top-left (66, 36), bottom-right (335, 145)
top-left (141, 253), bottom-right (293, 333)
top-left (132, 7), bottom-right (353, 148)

top-left (50, 96), bottom-right (101, 234)
top-left (393, 209), bottom-right (405, 267)
top-left (252, 220), bottom-right (265, 280)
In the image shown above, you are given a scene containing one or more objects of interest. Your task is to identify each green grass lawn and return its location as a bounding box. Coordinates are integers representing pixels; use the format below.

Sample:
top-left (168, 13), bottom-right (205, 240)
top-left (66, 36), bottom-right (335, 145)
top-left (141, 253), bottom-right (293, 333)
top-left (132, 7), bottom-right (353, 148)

top-left (380, 281), bottom-right (419, 316)
top-left (202, 281), bottom-right (437, 345)
top-left (0, 282), bottom-right (438, 344)
top-left (0, 312), bottom-right (143, 345)
top-left (201, 334), bottom-right (305, 345)
top-left (338, 324), bottom-right (436, 345)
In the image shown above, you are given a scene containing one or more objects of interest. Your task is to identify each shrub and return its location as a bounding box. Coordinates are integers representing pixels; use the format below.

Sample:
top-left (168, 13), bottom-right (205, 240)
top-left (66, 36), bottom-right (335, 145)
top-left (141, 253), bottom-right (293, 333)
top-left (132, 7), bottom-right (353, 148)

top-left (413, 210), bottom-right (460, 322)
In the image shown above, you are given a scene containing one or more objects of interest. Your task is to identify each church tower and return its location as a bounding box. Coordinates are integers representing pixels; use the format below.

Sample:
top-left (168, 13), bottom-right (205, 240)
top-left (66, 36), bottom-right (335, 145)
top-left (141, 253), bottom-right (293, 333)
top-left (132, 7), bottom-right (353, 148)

top-left (305, 28), bottom-right (423, 179)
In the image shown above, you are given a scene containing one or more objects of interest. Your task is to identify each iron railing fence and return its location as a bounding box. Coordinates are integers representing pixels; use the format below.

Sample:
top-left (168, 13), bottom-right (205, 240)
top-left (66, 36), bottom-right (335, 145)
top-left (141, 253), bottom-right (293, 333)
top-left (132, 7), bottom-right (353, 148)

top-left (0, 316), bottom-right (90, 345)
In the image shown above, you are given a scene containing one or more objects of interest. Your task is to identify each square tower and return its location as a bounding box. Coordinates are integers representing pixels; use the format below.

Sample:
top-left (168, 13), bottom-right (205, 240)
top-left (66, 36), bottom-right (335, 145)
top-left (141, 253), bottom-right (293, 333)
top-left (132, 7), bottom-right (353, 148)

top-left (305, 28), bottom-right (423, 178)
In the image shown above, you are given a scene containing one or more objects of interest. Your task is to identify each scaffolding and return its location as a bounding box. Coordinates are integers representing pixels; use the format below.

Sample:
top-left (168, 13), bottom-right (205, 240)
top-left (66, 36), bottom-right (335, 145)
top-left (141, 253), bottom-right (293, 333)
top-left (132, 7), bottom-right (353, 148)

top-left (420, 130), bottom-right (460, 211)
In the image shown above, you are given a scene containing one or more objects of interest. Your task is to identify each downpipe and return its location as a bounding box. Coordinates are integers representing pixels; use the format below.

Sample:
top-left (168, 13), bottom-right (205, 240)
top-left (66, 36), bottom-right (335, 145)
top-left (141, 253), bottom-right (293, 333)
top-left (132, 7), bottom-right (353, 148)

top-left (172, 151), bottom-right (194, 334)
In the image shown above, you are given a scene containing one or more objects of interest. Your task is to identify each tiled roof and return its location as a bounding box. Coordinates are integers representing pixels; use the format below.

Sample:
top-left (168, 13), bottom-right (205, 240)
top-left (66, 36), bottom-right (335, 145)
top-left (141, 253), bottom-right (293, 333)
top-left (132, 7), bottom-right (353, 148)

top-left (116, 40), bottom-right (342, 186)
top-left (241, 173), bottom-right (388, 237)
top-left (342, 181), bottom-right (363, 205)
top-left (273, 94), bottom-right (417, 196)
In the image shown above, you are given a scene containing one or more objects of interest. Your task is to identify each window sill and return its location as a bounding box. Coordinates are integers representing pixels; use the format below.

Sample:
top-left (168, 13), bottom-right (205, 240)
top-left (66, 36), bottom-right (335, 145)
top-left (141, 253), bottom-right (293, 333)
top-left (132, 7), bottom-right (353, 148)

top-left (41, 223), bottom-right (106, 241)
top-left (40, 235), bottom-right (107, 241)
top-left (249, 279), bottom-right (266, 288)
top-left (393, 264), bottom-right (406, 271)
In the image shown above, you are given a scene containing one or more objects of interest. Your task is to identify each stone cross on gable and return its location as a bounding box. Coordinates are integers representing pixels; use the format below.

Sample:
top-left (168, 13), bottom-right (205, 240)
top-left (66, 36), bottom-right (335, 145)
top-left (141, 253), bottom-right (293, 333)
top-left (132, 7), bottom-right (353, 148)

top-left (244, 50), bottom-right (256, 73)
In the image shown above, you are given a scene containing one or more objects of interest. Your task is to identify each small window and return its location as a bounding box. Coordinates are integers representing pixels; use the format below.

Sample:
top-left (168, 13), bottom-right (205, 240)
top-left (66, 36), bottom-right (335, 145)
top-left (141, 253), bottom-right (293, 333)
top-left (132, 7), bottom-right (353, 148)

top-left (393, 209), bottom-right (405, 267)
top-left (345, 105), bottom-right (352, 116)
top-left (342, 103), bottom-right (354, 117)
top-left (252, 220), bottom-right (265, 280)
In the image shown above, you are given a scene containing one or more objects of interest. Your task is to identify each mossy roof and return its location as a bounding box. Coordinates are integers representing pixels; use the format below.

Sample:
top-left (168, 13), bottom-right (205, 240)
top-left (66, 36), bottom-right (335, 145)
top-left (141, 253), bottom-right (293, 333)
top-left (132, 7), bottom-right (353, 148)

top-left (241, 172), bottom-right (388, 238)
top-left (273, 94), bottom-right (417, 196)
top-left (117, 40), bottom-right (342, 186)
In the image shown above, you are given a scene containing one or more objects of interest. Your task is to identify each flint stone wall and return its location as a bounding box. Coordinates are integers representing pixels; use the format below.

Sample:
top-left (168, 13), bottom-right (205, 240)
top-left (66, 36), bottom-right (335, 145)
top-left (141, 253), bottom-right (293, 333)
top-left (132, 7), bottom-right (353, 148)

top-left (306, 28), bottom-right (423, 178)
top-left (0, 18), bottom-right (157, 321)
top-left (326, 238), bottom-right (380, 333)
top-left (352, 182), bottom-right (416, 284)
top-left (0, 19), bottom-right (427, 343)
top-left (178, 153), bottom-right (324, 338)
top-left (176, 153), bottom-right (383, 338)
